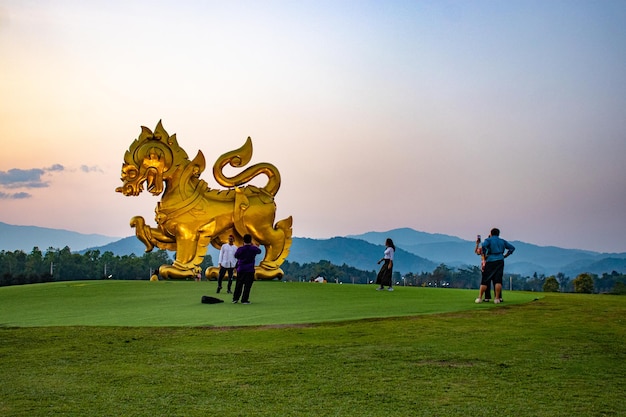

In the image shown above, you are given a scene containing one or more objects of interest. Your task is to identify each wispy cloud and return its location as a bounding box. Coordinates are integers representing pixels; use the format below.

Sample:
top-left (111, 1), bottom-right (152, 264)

top-left (0, 191), bottom-right (32, 199)
top-left (47, 164), bottom-right (64, 172)
top-left (0, 164), bottom-right (103, 198)
top-left (0, 165), bottom-right (65, 189)
top-left (80, 165), bottom-right (104, 173)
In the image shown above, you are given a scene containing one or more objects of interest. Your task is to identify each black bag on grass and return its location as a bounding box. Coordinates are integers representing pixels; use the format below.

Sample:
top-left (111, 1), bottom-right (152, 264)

top-left (201, 295), bottom-right (224, 304)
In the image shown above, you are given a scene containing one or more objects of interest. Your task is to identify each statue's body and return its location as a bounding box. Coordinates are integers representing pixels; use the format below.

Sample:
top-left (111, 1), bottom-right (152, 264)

top-left (116, 121), bottom-right (292, 280)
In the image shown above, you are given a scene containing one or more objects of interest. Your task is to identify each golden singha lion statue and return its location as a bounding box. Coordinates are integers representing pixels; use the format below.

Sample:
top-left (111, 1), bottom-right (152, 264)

top-left (115, 121), bottom-right (293, 280)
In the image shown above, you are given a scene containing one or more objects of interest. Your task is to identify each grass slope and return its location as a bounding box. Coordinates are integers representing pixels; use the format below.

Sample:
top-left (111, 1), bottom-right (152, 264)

top-left (0, 280), bottom-right (537, 327)
top-left (0, 281), bottom-right (624, 416)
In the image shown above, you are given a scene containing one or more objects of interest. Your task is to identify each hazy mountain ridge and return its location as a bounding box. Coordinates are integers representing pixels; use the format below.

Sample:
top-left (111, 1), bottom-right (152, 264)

top-left (0, 222), bottom-right (121, 252)
top-left (347, 228), bottom-right (466, 245)
top-left (346, 229), bottom-right (626, 276)
top-left (287, 237), bottom-right (437, 274)
top-left (2, 222), bottom-right (625, 276)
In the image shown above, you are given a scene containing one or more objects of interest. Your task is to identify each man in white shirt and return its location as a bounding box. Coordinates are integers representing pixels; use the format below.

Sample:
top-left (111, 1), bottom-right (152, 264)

top-left (217, 235), bottom-right (238, 294)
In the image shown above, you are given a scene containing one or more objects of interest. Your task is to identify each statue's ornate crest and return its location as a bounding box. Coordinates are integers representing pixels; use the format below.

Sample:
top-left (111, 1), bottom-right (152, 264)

top-left (116, 121), bottom-right (292, 280)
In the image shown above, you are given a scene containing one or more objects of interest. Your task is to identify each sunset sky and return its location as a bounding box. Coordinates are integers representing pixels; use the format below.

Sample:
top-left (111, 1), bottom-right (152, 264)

top-left (1, 1), bottom-right (625, 253)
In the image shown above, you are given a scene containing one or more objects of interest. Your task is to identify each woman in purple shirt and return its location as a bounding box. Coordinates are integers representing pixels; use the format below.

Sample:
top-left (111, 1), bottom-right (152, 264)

top-left (232, 234), bottom-right (262, 304)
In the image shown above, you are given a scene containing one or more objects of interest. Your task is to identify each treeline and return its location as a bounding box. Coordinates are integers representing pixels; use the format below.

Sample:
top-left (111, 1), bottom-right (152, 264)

top-left (0, 247), bottom-right (212, 287)
top-left (2, 248), bottom-right (624, 294)
top-left (281, 261), bottom-right (513, 289)
top-left (281, 260), bottom-right (380, 284)
top-left (281, 260), bottom-right (626, 294)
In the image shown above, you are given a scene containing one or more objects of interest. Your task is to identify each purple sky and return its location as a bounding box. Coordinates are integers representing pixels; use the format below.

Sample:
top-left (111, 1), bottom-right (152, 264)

top-left (1, 1), bottom-right (625, 253)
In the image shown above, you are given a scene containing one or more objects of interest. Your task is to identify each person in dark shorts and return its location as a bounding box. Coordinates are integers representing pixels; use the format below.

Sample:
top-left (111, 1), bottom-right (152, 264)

top-left (475, 228), bottom-right (515, 304)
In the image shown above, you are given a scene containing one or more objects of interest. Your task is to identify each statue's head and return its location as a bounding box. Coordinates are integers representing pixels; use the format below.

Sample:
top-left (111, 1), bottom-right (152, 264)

top-left (116, 121), bottom-right (188, 196)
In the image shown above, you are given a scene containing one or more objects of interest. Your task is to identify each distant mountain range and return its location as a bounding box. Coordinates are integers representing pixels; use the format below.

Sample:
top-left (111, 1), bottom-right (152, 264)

top-left (0, 221), bottom-right (122, 252)
top-left (346, 229), bottom-right (626, 276)
top-left (2, 222), bottom-right (625, 277)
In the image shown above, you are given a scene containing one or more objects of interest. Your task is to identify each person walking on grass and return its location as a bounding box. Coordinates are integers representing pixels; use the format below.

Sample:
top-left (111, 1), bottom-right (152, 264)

top-left (217, 235), bottom-right (237, 294)
top-left (232, 234), bottom-right (261, 304)
top-left (475, 228), bottom-right (515, 304)
top-left (376, 238), bottom-right (396, 291)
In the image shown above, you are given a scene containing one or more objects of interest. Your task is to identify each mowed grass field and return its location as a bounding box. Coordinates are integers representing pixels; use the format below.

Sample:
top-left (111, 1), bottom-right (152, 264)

top-left (0, 281), bottom-right (624, 416)
top-left (0, 280), bottom-right (539, 327)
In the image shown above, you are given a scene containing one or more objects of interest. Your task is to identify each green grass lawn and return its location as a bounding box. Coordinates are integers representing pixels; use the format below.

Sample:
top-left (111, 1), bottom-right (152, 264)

top-left (1, 281), bottom-right (624, 416)
top-left (0, 280), bottom-right (538, 327)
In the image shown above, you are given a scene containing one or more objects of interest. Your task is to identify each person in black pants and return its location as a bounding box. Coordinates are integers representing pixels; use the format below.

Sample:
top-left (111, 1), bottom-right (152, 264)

top-left (232, 234), bottom-right (261, 304)
top-left (217, 235), bottom-right (237, 294)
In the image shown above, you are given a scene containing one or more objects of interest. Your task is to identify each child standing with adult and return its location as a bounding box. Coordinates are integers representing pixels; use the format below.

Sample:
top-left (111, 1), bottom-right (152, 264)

top-left (475, 228), bottom-right (515, 304)
top-left (475, 234), bottom-right (492, 302)
top-left (232, 234), bottom-right (261, 304)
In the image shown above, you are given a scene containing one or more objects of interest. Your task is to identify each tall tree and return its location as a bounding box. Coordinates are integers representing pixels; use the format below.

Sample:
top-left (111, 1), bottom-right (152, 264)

top-left (573, 273), bottom-right (594, 294)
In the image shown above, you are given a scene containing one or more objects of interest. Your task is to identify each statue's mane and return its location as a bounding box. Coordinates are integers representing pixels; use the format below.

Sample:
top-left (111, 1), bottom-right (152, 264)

top-left (124, 121), bottom-right (189, 173)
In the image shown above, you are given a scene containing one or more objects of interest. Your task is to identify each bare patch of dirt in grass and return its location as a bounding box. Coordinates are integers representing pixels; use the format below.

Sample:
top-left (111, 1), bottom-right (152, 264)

top-left (197, 323), bottom-right (315, 331)
top-left (415, 359), bottom-right (477, 368)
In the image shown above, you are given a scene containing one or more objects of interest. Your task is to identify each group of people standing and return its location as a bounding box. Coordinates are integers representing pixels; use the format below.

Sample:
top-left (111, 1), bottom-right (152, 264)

top-left (214, 228), bottom-right (513, 304)
top-left (373, 228), bottom-right (514, 303)
top-left (215, 234), bottom-right (261, 305)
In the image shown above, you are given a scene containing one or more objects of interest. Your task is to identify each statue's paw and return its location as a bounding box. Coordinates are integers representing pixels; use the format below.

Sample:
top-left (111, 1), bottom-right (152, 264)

top-left (129, 216), bottom-right (146, 228)
top-left (254, 266), bottom-right (284, 280)
top-left (205, 266), bottom-right (220, 280)
top-left (130, 216), bottom-right (155, 251)
top-left (158, 265), bottom-right (195, 280)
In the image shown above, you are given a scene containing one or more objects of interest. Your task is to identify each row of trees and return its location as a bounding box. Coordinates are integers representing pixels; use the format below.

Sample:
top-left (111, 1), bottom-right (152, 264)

top-left (0, 246), bottom-right (211, 287)
top-left (280, 261), bottom-right (626, 294)
top-left (1, 247), bottom-right (624, 294)
top-left (542, 272), bottom-right (626, 294)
